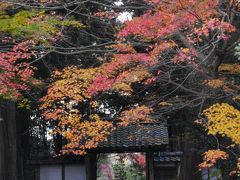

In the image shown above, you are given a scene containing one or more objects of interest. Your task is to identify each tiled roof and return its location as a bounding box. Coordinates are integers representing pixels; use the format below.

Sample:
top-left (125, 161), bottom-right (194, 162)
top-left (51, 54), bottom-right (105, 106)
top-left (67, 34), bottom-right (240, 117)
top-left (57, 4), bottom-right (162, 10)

top-left (154, 151), bottom-right (183, 162)
top-left (96, 123), bottom-right (168, 152)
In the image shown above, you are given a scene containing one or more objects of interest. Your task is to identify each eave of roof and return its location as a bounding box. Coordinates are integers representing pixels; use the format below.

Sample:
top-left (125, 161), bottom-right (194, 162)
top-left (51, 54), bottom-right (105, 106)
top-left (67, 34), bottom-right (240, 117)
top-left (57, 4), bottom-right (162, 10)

top-left (90, 123), bottom-right (168, 153)
top-left (154, 151), bottom-right (183, 162)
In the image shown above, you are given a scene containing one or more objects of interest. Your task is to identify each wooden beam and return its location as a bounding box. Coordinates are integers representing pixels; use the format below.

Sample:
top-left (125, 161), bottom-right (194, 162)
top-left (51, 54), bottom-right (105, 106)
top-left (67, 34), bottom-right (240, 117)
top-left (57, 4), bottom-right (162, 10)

top-left (62, 164), bottom-right (65, 180)
top-left (0, 100), bottom-right (17, 180)
top-left (147, 151), bottom-right (154, 180)
top-left (85, 153), bottom-right (96, 180)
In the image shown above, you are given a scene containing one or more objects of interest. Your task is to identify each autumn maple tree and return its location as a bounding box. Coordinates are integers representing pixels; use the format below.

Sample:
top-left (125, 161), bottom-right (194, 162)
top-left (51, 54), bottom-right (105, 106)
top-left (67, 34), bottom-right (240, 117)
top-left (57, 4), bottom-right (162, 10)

top-left (39, 0), bottom-right (240, 167)
top-left (0, 2), bottom-right (83, 99)
top-left (1, 0), bottom-right (240, 178)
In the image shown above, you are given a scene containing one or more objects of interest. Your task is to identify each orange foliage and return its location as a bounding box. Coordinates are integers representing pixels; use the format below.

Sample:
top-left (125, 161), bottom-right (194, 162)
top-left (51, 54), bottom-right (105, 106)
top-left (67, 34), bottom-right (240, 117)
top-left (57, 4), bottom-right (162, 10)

top-left (119, 105), bottom-right (154, 126)
top-left (40, 0), bottom-right (238, 158)
top-left (108, 43), bottom-right (136, 53)
top-left (88, 54), bottom-right (153, 95)
top-left (203, 79), bottom-right (225, 89)
top-left (218, 64), bottom-right (240, 74)
top-left (199, 150), bottom-right (229, 170)
top-left (40, 66), bottom-right (113, 155)
top-left (41, 66), bottom-right (155, 154)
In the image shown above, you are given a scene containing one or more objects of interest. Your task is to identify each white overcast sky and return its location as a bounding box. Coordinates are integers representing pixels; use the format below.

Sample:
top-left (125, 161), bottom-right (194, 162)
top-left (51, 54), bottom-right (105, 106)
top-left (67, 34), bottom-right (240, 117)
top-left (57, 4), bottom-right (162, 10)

top-left (115, 0), bottom-right (133, 22)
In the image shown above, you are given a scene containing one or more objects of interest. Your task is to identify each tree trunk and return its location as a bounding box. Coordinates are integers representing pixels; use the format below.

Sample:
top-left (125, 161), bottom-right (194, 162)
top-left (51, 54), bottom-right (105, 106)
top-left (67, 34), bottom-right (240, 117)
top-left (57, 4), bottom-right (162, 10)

top-left (0, 107), bottom-right (7, 180)
top-left (179, 147), bottom-right (202, 180)
top-left (179, 110), bottom-right (202, 180)
top-left (16, 108), bottom-right (30, 180)
top-left (0, 100), bottom-right (18, 180)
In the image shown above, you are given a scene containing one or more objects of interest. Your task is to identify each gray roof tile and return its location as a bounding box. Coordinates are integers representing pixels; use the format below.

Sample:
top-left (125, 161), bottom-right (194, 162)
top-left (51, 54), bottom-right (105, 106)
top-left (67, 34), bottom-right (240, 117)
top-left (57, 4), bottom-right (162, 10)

top-left (154, 151), bottom-right (183, 162)
top-left (96, 123), bottom-right (168, 152)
